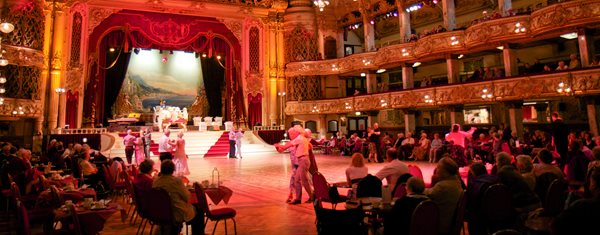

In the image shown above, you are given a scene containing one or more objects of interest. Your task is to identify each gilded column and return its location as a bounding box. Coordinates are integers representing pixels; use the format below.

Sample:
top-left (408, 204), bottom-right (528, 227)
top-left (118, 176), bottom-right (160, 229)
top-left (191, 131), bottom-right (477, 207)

top-left (585, 97), bottom-right (599, 136)
top-left (578, 28), bottom-right (594, 67)
top-left (396, 1), bottom-right (412, 42)
top-left (359, 0), bottom-right (375, 52)
top-left (403, 109), bottom-right (416, 134)
top-left (441, 0), bottom-right (456, 31)
top-left (449, 105), bottom-right (464, 125)
top-left (507, 102), bottom-right (524, 137)
top-left (534, 103), bottom-right (548, 124)
top-left (498, 0), bottom-right (512, 16)
top-left (502, 44), bottom-right (518, 76)
top-left (267, 14), bottom-right (281, 126)
top-left (446, 55), bottom-right (460, 83)
top-left (365, 71), bottom-right (377, 93)
top-left (402, 65), bottom-right (414, 89)
top-left (46, 2), bottom-right (68, 130)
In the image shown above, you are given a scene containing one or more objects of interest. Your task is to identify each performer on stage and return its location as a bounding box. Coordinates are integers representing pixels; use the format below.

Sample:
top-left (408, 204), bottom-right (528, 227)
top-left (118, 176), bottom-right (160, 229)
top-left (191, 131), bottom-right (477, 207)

top-left (158, 129), bottom-right (175, 161)
top-left (235, 128), bottom-right (244, 158)
top-left (229, 130), bottom-right (237, 158)
top-left (123, 129), bottom-right (136, 164)
top-left (173, 132), bottom-right (190, 176)
top-left (143, 127), bottom-right (152, 159)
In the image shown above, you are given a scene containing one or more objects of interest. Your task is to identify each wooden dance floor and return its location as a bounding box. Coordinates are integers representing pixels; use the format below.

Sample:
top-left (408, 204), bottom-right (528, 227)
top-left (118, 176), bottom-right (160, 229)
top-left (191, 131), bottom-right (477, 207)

top-left (78, 152), bottom-right (438, 235)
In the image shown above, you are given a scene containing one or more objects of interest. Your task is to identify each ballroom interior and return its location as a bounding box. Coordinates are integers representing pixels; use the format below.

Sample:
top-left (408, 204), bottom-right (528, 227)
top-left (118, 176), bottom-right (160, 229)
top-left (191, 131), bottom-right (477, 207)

top-left (2, 0), bottom-right (600, 234)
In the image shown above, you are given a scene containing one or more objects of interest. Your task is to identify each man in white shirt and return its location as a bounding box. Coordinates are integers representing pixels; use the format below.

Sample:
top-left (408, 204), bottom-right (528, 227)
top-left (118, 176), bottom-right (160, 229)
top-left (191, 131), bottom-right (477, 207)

top-left (276, 125), bottom-right (313, 204)
top-left (158, 129), bottom-right (174, 161)
top-left (375, 148), bottom-right (409, 190)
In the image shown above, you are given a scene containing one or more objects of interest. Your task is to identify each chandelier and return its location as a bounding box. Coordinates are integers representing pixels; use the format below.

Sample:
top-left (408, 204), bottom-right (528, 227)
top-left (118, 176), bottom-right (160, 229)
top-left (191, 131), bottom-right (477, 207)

top-left (313, 0), bottom-right (329, 12)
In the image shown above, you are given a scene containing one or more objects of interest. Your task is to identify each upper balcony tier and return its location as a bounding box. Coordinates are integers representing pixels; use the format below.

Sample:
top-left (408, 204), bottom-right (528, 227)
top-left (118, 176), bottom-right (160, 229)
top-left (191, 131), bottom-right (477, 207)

top-left (284, 0), bottom-right (600, 77)
top-left (284, 67), bottom-right (600, 115)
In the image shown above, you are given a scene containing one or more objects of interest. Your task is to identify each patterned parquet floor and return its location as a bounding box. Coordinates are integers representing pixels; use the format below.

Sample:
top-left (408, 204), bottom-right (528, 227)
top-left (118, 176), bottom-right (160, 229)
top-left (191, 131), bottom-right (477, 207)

top-left (16, 150), bottom-right (438, 235)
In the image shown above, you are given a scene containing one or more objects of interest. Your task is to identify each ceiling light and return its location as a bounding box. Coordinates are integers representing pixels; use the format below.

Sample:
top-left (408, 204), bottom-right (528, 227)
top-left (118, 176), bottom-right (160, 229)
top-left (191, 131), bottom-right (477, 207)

top-left (360, 72), bottom-right (366, 77)
top-left (109, 48), bottom-right (115, 52)
top-left (412, 62), bottom-right (421, 67)
top-left (560, 32), bottom-right (578, 40)
top-left (496, 46), bottom-right (504, 50)
top-left (457, 54), bottom-right (464, 59)
top-left (355, 111), bottom-right (361, 116)
top-left (313, 0), bottom-right (330, 11)
top-left (376, 69), bottom-right (386, 73)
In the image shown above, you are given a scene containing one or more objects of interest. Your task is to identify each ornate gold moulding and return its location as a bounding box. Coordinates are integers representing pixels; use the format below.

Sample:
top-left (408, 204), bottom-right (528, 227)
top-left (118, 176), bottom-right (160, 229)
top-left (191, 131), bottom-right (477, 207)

top-left (2, 45), bottom-right (45, 68)
top-left (285, 0), bottom-right (600, 77)
top-left (284, 68), bottom-right (600, 115)
top-left (0, 97), bottom-right (42, 118)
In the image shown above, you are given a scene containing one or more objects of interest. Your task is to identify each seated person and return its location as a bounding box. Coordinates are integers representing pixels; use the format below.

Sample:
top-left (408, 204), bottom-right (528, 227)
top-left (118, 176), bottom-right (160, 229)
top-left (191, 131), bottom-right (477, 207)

top-left (497, 165), bottom-right (541, 216)
top-left (553, 167), bottom-right (600, 235)
top-left (375, 148), bottom-right (409, 191)
top-left (153, 160), bottom-right (204, 235)
top-left (466, 162), bottom-right (498, 235)
top-left (516, 155), bottom-right (536, 191)
top-left (426, 157), bottom-right (464, 235)
top-left (384, 177), bottom-right (429, 235)
top-left (429, 133), bottom-right (443, 163)
top-left (345, 153), bottom-right (368, 186)
top-left (400, 132), bottom-right (416, 160)
top-left (80, 152), bottom-right (100, 186)
top-left (412, 132), bottom-right (431, 161)
top-left (134, 159), bottom-right (155, 192)
top-left (533, 149), bottom-right (563, 178)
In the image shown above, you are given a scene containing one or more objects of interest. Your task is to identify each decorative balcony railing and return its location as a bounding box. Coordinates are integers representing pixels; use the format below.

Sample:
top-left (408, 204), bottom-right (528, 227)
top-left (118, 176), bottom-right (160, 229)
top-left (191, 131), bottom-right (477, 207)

top-left (0, 98), bottom-right (43, 118)
top-left (51, 128), bottom-right (108, 135)
top-left (284, 68), bottom-right (600, 115)
top-left (285, 0), bottom-right (600, 77)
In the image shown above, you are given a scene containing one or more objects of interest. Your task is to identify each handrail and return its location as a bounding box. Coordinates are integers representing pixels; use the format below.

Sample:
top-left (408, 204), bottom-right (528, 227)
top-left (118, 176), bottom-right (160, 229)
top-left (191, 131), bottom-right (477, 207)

top-left (51, 128), bottom-right (108, 135)
top-left (253, 125), bottom-right (285, 132)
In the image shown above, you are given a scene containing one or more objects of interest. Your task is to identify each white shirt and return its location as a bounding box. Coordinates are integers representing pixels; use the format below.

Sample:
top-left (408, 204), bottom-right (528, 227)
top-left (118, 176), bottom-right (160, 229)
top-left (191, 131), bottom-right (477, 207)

top-left (291, 135), bottom-right (309, 157)
top-left (375, 159), bottom-right (409, 188)
top-left (401, 137), bottom-right (415, 146)
top-left (158, 135), bottom-right (172, 153)
top-left (346, 166), bottom-right (368, 181)
top-left (445, 131), bottom-right (472, 148)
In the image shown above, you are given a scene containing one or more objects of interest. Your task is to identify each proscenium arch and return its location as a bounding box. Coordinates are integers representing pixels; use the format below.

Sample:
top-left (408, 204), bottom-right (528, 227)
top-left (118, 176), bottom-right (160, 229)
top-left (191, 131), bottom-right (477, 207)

top-left (84, 10), bottom-right (246, 125)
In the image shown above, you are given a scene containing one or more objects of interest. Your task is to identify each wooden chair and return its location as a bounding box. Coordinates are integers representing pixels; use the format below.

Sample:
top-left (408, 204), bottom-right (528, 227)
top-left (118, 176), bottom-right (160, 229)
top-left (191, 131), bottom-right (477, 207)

top-left (194, 182), bottom-right (237, 235)
top-left (409, 200), bottom-right (439, 235)
top-left (67, 203), bottom-right (83, 235)
top-left (356, 174), bottom-right (382, 198)
top-left (450, 190), bottom-right (467, 235)
top-left (145, 188), bottom-right (177, 235)
top-left (313, 199), bottom-right (367, 235)
top-left (525, 178), bottom-right (568, 234)
top-left (312, 172), bottom-right (347, 209)
top-left (408, 165), bottom-right (424, 180)
top-left (482, 184), bottom-right (514, 233)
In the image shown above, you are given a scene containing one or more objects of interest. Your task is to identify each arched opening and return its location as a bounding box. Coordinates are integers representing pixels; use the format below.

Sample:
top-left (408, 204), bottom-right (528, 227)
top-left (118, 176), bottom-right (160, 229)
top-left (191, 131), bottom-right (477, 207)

top-left (83, 10), bottom-right (246, 127)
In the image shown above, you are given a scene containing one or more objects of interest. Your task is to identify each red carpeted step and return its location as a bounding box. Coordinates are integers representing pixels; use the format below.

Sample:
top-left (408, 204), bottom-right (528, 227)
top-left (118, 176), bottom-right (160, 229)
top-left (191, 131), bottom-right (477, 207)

top-left (204, 131), bottom-right (231, 157)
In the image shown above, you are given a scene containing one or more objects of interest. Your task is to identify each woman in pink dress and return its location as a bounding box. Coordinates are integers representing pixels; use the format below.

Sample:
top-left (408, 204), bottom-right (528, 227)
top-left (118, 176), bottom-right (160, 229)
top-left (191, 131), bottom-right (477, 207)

top-left (173, 132), bottom-right (190, 176)
top-left (134, 129), bottom-right (145, 165)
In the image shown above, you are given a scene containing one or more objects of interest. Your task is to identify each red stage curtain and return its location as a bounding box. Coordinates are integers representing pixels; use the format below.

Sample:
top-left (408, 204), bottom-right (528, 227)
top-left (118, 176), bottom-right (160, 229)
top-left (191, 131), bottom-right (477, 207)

top-left (248, 93), bottom-right (262, 128)
top-left (85, 10), bottom-right (246, 126)
top-left (66, 90), bottom-right (79, 128)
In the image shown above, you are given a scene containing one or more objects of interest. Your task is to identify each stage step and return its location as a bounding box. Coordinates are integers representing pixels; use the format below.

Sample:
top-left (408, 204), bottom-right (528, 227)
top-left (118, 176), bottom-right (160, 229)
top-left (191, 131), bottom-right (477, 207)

top-left (104, 130), bottom-right (276, 159)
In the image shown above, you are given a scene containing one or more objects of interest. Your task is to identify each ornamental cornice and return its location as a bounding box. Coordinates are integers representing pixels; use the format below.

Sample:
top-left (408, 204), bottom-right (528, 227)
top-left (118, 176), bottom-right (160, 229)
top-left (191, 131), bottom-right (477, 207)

top-left (3, 45), bottom-right (45, 68)
top-left (285, 52), bottom-right (377, 77)
top-left (88, 7), bottom-right (120, 35)
top-left (530, 0), bottom-right (600, 36)
top-left (285, 0), bottom-right (600, 77)
top-left (284, 68), bottom-right (600, 115)
top-left (464, 15), bottom-right (530, 48)
top-left (0, 98), bottom-right (43, 119)
top-left (218, 18), bottom-right (243, 42)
